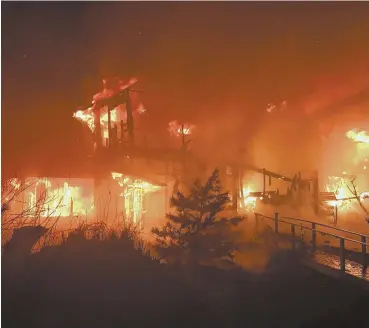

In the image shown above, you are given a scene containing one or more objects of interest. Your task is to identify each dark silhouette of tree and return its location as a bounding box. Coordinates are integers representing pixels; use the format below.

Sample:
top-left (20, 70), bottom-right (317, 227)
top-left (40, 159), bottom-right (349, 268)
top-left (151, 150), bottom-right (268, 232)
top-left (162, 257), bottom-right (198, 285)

top-left (152, 169), bottom-right (243, 266)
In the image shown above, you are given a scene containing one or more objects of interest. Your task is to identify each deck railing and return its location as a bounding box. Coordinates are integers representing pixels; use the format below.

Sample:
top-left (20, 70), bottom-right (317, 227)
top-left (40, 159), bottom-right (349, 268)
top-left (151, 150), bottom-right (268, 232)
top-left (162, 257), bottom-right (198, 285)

top-left (254, 212), bottom-right (369, 273)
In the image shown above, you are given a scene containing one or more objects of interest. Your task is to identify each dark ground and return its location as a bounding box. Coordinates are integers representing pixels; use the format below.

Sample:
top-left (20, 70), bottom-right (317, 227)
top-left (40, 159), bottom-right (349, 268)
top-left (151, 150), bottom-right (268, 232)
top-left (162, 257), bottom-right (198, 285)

top-left (2, 235), bottom-right (369, 328)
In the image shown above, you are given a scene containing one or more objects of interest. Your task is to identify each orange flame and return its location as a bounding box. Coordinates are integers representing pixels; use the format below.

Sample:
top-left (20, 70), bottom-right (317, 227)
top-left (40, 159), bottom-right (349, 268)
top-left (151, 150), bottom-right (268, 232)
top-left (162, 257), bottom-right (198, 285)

top-left (168, 120), bottom-right (195, 137)
top-left (322, 128), bottom-right (369, 212)
top-left (111, 172), bottom-right (161, 223)
top-left (240, 185), bottom-right (257, 211)
top-left (73, 78), bottom-right (145, 144)
top-left (16, 178), bottom-right (94, 218)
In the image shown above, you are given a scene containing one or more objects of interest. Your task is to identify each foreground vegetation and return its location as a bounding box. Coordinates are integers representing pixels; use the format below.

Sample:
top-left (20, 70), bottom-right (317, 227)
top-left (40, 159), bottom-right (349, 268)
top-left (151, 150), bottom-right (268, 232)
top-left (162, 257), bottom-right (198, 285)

top-left (2, 171), bottom-right (369, 328)
top-left (3, 226), bottom-right (368, 328)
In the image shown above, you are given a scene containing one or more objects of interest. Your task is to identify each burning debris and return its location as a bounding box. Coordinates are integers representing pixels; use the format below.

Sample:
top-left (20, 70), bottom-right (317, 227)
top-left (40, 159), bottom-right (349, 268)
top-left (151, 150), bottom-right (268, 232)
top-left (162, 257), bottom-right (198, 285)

top-left (323, 127), bottom-right (369, 217)
top-left (240, 185), bottom-right (257, 211)
top-left (168, 120), bottom-right (195, 137)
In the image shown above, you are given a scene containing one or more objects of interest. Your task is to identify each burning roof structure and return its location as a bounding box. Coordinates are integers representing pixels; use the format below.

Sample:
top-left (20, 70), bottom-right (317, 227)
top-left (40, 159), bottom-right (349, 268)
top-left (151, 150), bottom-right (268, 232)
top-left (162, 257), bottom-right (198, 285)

top-left (5, 78), bottom-right (170, 231)
top-left (6, 76), bottom-right (368, 233)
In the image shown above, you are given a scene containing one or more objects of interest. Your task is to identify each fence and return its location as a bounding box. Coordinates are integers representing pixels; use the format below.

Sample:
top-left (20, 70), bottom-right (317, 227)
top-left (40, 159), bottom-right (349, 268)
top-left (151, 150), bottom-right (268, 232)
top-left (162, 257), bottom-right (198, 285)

top-left (254, 212), bottom-right (369, 273)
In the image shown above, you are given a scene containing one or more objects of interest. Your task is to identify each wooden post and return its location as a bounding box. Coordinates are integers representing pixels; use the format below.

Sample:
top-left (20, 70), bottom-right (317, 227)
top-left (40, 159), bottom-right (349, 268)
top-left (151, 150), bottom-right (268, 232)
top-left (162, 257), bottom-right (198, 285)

top-left (20, 176), bottom-right (26, 214)
top-left (125, 89), bottom-right (135, 146)
top-left (181, 124), bottom-right (186, 151)
top-left (239, 168), bottom-right (245, 209)
top-left (291, 224), bottom-right (296, 250)
top-left (112, 124), bottom-right (118, 149)
top-left (362, 236), bottom-right (367, 267)
top-left (312, 170), bottom-right (319, 216)
top-left (274, 212), bottom-right (279, 233)
top-left (94, 107), bottom-right (102, 150)
top-left (120, 119), bottom-right (125, 145)
top-left (232, 165), bottom-right (239, 212)
top-left (340, 238), bottom-right (345, 272)
top-left (263, 169), bottom-right (266, 195)
top-left (296, 171), bottom-right (302, 207)
top-left (311, 222), bottom-right (316, 253)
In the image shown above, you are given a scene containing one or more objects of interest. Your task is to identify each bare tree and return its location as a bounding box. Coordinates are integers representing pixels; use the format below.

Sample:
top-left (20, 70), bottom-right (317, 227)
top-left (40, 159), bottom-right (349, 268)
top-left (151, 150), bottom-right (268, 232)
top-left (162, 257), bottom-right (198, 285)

top-left (343, 177), bottom-right (369, 223)
top-left (1, 178), bottom-right (64, 249)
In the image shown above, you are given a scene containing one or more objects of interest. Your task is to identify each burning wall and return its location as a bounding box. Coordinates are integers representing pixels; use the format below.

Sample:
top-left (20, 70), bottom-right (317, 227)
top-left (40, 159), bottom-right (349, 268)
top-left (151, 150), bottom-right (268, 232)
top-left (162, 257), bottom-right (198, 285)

top-left (5, 174), bottom-right (167, 231)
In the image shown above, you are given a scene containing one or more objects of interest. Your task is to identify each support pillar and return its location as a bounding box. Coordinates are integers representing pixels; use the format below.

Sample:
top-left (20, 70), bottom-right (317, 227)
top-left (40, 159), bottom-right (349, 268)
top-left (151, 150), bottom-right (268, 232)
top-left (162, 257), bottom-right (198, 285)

top-left (312, 170), bottom-right (320, 216)
top-left (125, 89), bottom-right (135, 147)
top-left (94, 107), bottom-right (102, 151)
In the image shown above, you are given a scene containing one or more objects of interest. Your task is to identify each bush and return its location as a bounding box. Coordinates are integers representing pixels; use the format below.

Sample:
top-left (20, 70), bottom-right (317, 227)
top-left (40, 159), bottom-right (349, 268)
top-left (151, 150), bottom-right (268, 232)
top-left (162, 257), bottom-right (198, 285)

top-left (152, 169), bottom-right (243, 266)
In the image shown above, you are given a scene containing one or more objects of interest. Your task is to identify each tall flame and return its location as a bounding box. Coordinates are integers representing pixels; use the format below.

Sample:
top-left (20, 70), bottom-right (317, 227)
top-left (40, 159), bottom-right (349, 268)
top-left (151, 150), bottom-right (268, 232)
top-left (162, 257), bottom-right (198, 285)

top-left (19, 178), bottom-right (94, 218)
top-left (111, 172), bottom-right (161, 223)
top-left (240, 185), bottom-right (257, 211)
top-left (73, 78), bottom-right (145, 144)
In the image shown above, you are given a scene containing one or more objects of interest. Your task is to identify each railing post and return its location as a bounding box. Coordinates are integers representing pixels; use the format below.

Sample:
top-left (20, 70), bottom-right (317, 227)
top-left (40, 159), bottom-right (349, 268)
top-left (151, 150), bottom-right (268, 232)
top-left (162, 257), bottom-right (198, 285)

top-left (274, 212), bottom-right (279, 233)
top-left (311, 222), bottom-right (316, 253)
top-left (340, 238), bottom-right (345, 272)
top-left (291, 224), bottom-right (296, 250)
top-left (362, 236), bottom-right (367, 267)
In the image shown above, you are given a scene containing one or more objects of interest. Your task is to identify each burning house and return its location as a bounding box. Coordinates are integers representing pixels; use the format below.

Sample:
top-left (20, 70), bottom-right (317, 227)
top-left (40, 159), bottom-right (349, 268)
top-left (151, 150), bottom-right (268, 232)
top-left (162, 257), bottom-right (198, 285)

top-left (313, 88), bottom-right (369, 218)
top-left (6, 76), bottom-right (368, 234)
top-left (5, 78), bottom-right (174, 233)
top-left (5, 77), bottom-right (256, 235)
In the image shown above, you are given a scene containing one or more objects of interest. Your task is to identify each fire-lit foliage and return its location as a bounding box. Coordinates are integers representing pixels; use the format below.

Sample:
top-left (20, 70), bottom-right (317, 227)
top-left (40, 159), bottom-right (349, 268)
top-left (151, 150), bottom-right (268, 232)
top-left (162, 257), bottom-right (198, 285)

top-left (168, 120), bottom-right (195, 137)
top-left (323, 127), bottom-right (369, 216)
top-left (152, 169), bottom-right (243, 266)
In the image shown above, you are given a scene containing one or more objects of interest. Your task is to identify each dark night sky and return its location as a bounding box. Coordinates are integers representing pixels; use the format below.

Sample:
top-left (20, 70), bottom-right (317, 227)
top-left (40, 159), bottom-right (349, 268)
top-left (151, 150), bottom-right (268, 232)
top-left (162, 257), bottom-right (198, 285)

top-left (2, 1), bottom-right (369, 168)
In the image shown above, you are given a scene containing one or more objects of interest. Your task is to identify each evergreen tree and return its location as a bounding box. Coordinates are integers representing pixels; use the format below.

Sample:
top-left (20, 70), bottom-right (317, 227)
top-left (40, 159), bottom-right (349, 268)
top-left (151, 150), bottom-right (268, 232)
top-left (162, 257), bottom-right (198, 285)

top-left (152, 169), bottom-right (243, 266)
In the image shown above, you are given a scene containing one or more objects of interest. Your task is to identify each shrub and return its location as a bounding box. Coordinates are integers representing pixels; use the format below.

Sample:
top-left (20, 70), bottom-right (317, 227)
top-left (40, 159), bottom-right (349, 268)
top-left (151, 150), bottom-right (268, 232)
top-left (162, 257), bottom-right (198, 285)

top-left (152, 169), bottom-right (243, 266)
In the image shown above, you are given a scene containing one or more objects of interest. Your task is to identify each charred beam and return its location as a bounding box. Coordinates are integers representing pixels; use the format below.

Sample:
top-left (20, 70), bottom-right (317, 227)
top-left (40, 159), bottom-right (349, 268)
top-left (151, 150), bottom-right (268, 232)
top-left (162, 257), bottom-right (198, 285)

top-left (125, 89), bottom-right (135, 146)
